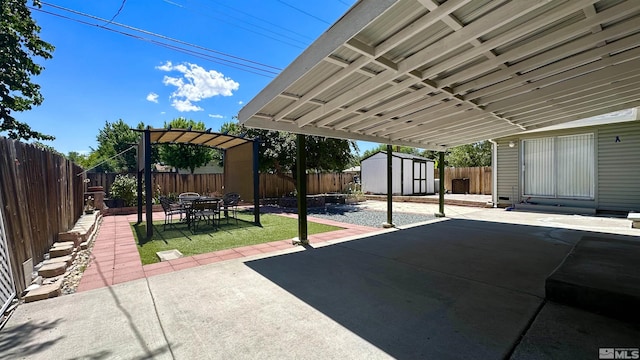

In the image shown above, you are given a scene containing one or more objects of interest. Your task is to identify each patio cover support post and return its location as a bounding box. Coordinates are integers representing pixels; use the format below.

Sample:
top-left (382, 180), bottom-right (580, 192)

top-left (253, 140), bottom-right (261, 226)
top-left (295, 134), bottom-right (308, 244)
top-left (383, 145), bottom-right (394, 228)
top-left (144, 129), bottom-right (153, 239)
top-left (137, 169), bottom-right (143, 223)
top-left (436, 151), bottom-right (445, 217)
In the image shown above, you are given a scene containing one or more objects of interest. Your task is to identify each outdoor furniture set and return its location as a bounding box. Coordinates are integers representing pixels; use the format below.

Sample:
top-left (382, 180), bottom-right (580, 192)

top-left (159, 192), bottom-right (241, 232)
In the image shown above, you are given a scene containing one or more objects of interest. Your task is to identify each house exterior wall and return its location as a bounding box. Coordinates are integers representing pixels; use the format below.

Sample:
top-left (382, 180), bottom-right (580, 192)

top-left (496, 120), bottom-right (640, 212)
top-left (597, 121), bottom-right (640, 211)
top-left (496, 139), bottom-right (520, 206)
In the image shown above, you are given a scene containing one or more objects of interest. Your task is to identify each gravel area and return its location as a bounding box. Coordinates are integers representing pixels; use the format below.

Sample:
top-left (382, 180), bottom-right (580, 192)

top-left (291, 204), bottom-right (435, 228)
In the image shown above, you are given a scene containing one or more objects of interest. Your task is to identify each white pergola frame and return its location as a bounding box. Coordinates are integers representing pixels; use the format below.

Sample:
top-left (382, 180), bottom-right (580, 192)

top-left (239, 0), bottom-right (640, 150)
top-left (238, 0), bottom-right (640, 240)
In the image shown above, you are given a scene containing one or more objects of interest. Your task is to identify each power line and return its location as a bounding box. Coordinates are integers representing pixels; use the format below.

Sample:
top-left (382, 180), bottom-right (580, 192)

top-left (205, 0), bottom-right (314, 41)
top-left (176, 0), bottom-right (313, 42)
top-left (31, 7), bottom-right (279, 77)
top-left (162, 0), bottom-right (305, 50)
top-left (39, 2), bottom-right (282, 72)
top-left (276, 0), bottom-right (331, 25)
top-left (105, 0), bottom-right (127, 25)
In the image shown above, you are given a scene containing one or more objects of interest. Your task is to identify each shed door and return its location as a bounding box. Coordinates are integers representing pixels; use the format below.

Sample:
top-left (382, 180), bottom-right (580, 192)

top-left (413, 161), bottom-right (427, 194)
top-left (0, 200), bottom-right (15, 314)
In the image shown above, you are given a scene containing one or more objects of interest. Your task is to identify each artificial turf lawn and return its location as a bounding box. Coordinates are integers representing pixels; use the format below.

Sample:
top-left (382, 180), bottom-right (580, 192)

top-left (132, 212), bottom-right (342, 265)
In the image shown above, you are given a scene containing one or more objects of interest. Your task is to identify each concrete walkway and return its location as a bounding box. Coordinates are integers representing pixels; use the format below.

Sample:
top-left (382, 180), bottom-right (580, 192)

top-left (1, 204), bottom-right (639, 359)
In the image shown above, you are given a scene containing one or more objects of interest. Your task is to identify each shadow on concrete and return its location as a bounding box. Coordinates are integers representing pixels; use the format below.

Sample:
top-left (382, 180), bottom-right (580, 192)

top-left (89, 254), bottom-right (174, 359)
top-left (0, 318), bottom-right (65, 358)
top-left (245, 218), bottom-right (639, 359)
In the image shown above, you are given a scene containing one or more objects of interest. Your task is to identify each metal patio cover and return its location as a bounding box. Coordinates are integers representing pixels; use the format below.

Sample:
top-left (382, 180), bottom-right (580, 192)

top-left (238, 0), bottom-right (640, 150)
top-left (146, 128), bottom-right (253, 150)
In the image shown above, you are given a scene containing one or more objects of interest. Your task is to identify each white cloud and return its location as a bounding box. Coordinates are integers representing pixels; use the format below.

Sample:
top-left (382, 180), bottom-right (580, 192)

top-left (238, 101), bottom-right (244, 105)
top-left (146, 92), bottom-right (159, 103)
top-left (156, 61), bottom-right (173, 71)
top-left (208, 114), bottom-right (224, 119)
top-left (160, 111), bottom-right (166, 115)
top-left (172, 99), bottom-right (203, 112)
top-left (157, 61), bottom-right (239, 112)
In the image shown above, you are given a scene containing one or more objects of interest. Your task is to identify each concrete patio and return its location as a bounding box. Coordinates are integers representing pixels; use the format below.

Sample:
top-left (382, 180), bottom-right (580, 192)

top-left (1, 203), bottom-right (638, 359)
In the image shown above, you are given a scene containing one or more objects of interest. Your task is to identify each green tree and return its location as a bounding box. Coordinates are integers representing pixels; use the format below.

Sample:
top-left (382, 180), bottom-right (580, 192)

top-left (67, 151), bottom-right (88, 167)
top-left (220, 121), bottom-right (357, 183)
top-left (90, 119), bottom-right (145, 172)
top-left (1, 0), bottom-right (55, 141)
top-left (32, 141), bottom-right (63, 156)
top-left (159, 118), bottom-right (215, 174)
top-left (446, 141), bottom-right (492, 167)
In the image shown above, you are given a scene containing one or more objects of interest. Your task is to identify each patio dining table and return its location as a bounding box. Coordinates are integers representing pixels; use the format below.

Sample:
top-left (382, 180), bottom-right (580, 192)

top-left (180, 196), bottom-right (222, 231)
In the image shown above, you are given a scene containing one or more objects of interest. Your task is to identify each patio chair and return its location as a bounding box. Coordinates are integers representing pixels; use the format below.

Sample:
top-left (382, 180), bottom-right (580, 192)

top-left (179, 192), bottom-right (200, 205)
top-left (190, 198), bottom-right (221, 233)
top-left (221, 192), bottom-right (241, 225)
top-left (160, 196), bottom-right (186, 230)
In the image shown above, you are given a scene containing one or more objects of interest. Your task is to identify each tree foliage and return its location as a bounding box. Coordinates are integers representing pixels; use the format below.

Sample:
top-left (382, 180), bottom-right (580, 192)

top-left (67, 151), bottom-right (88, 167)
top-left (220, 122), bottom-right (358, 182)
top-left (446, 141), bottom-right (492, 167)
top-left (0, 0), bottom-right (55, 141)
top-left (159, 118), bottom-right (215, 174)
top-left (358, 141), bottom-right (492, 168)
top-left (89, 119), bottom-right (152, 172)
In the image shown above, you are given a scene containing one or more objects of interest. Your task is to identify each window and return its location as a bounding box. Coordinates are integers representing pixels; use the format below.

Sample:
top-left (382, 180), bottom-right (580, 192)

top-left (523, 134), bottom-right (594, 199)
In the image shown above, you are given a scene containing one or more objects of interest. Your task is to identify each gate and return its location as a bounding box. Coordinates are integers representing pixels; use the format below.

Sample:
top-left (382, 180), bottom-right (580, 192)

top-left (0, 195), bottom-right (16, 314)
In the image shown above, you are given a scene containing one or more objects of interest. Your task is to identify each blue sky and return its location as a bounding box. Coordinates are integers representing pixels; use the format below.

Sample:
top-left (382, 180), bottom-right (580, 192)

top-left (21, 0), bottom-right (379, 155)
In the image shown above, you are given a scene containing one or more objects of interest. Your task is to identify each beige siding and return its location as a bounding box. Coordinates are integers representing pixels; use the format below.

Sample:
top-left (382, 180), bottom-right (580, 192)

top-left (496, 139), bottom-right (519, 206)
top-left (597, 122), bottom-right (640, 211)
top-left (496, 120), bottom-right (640, 212)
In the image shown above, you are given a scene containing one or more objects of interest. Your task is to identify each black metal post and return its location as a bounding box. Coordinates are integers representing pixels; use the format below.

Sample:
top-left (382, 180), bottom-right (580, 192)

top-left (384, 144), bottom-right (394, 228)
top-left (144, 129), bottom-right (153, 238)
top-left (296, 134), bottom-right (308, 244)
top-left (137, 169), bottom-right (143, 224)
top-left (436, 151), bottom-right (445, 217)
top-left (253, 140), bottom-right (261, 226)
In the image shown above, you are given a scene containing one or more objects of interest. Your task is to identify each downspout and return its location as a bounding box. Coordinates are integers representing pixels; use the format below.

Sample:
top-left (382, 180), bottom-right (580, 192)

top-left (488, 139), bottom-right (498, 208)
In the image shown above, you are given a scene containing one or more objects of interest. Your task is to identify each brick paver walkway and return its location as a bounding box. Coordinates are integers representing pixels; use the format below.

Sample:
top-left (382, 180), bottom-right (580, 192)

top-left (77, 211), bottom-right (381, 292)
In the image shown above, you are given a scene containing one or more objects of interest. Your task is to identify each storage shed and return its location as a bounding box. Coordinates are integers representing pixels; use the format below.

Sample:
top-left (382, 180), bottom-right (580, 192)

top-left (361, 151), bottom-right (434, 195)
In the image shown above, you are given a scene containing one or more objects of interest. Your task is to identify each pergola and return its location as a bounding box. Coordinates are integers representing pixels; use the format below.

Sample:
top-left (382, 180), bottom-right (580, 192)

top-left (135, 128), bottom-right (260, 238)
top-left (238, 0), bottom-right (640, 241)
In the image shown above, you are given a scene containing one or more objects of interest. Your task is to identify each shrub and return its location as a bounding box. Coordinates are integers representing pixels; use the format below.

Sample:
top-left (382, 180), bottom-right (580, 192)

top-left (110, 175), bottom-right (139, 207)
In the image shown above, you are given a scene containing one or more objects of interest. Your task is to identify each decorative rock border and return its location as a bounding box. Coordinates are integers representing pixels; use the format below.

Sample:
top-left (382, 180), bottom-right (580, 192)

top-left (22, 211), bottom-right (102, 302)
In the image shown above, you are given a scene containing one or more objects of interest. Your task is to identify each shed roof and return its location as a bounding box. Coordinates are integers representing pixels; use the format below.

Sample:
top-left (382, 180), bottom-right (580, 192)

top-left (362, 150), bottom-right (432, 162)
top-left (238, 0), bottom-right (640, 150)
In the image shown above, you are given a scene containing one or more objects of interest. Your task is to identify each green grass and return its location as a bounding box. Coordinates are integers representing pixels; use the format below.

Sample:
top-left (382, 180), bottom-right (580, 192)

top-left (132, 212), bottom-right (342, 265)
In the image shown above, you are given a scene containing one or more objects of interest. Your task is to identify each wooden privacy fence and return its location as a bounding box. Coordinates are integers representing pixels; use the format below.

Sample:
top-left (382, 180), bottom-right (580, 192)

top-left (434, 166), bottom-right (492, 195)
top-left (0, 138), bottom-right (84, 293)
top-left (88, 172), bottom-right (357, 199)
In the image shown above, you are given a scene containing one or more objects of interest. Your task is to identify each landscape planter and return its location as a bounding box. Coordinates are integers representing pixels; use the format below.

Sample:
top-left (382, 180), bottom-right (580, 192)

top-left (101, 204), bottom-right (163, 216)
top-left (278, 195), bottom-right (325, 208)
